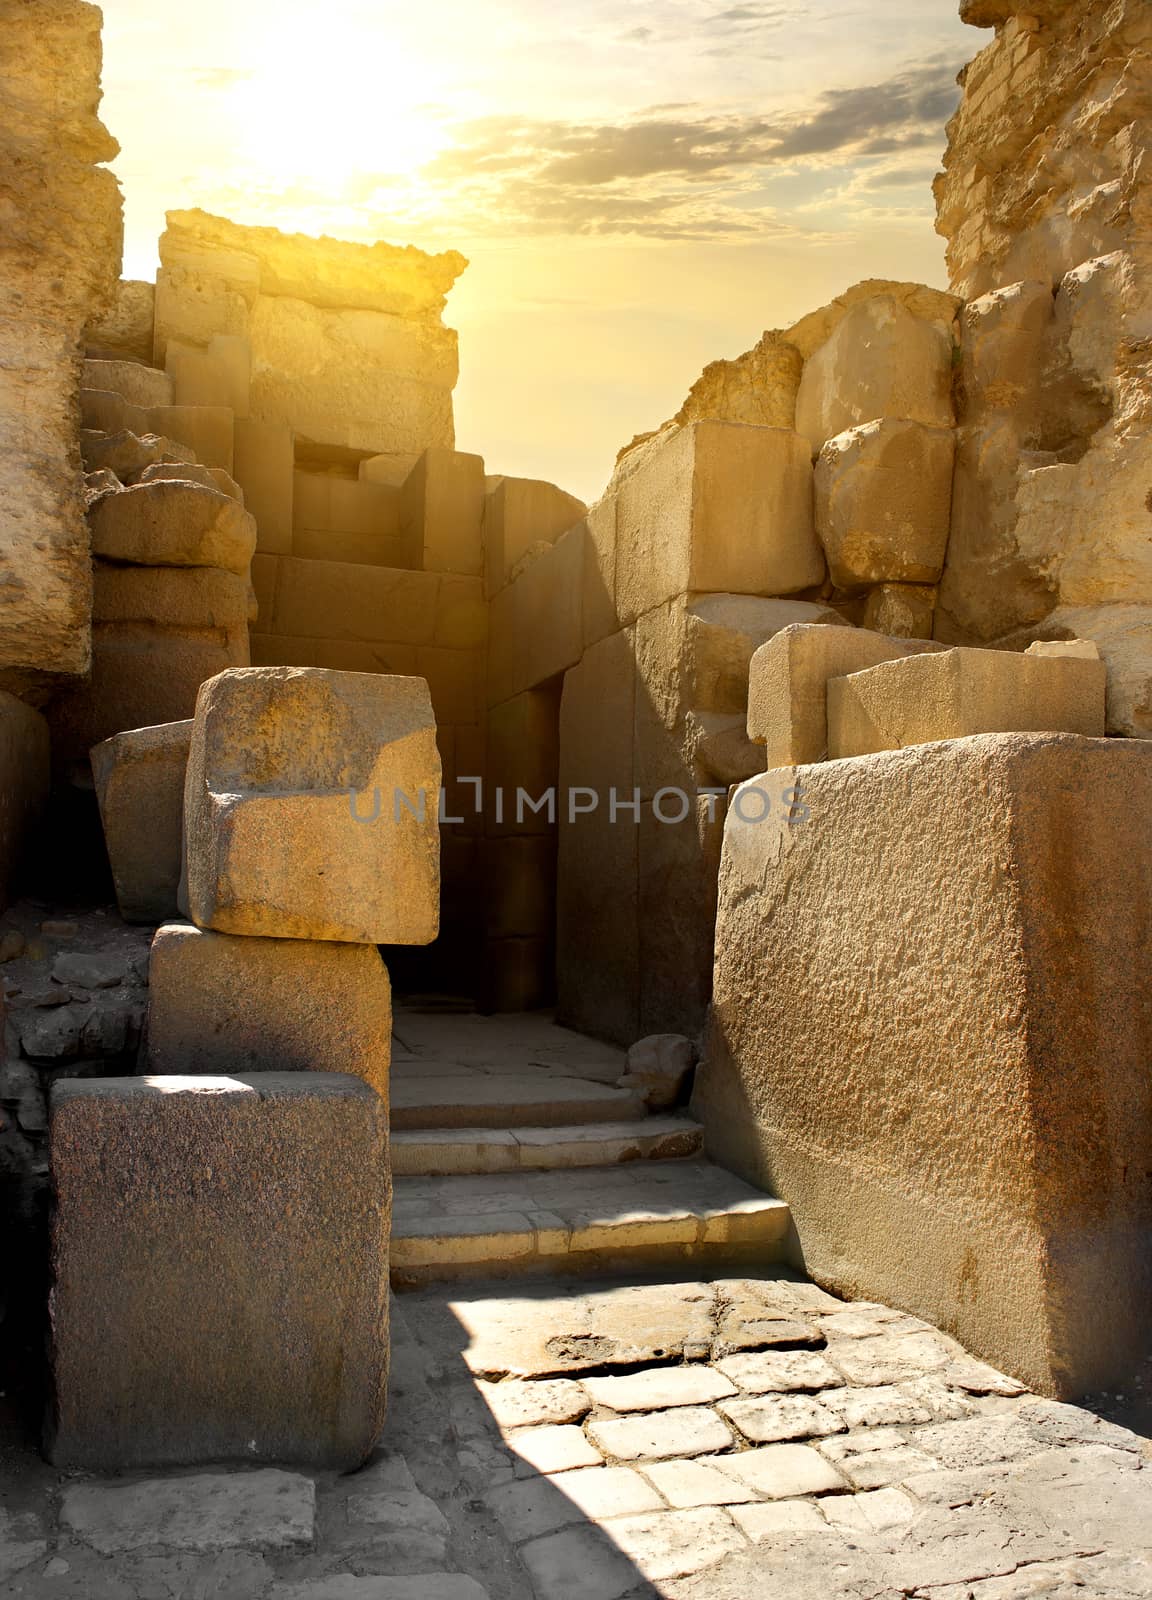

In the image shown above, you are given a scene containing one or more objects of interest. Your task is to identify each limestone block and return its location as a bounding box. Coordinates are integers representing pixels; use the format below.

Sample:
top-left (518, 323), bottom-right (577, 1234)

top-left (49, 1071), bottom-right (389, 1469)
top-left (487, 525), bottom-right (584, 705)
top-left (637, 795), bottom-right (726, 1039)
top-left (957, 281), bottom-right (1052, 424)
top-left (146, 404), bottom-right (234, 473)
top-left (91, 721), bottom-right (192, 923)
top-left (672, 331), bottom-right (804, 431)
top-left (147, 922), bottom-right (391, 1098)
top-left (166, 333), bottom-right (251, 417)
top-left (795, 296), bottom-right (956, 457)
top-left (233, 419), bottom-right (294, 554)
top-left (184, 666), bottom-right (440, 944)
top-left (360, 452), bottom-right (423, 488)
top-left (747, 624), bottom-right (947, 766)
top-left (694, 733), bottom-right (1152, 1396)
top-left (0, 0), bottom-right (122, 697)
top-left (415, 646), bottom-right (483, 726)
top-left (434, 576), bottom-right (487, 651)
top-left (483, 476), bottom-right (587, 597)
top-left (862, 583), bottom-right (938, 639)
top-left (480, 936), bottom-right (554, 1013)
top-left (683, 596), bottom-right (848, 718)
top-left (0, 692), bottom-right (49, 911)
top-left (582, 497), bottom-right (618, 649)
top-left (785, 280), bottom-right (962, 361)
top-left (482, 836), bottom-right (556, 940)
top-left (249, 553), bottom-right (278, 630)
top-left (82, 429), bottom-right (195, 483)
top-left (138, 462), bottom-right (242, 499)
top-left (556, 631), bottom-right (640, 1045)
top-left (82, 360), bottom-right (172, 409)
top-left (614, 423), bottom-right (824, 627)
top-left (829, 646), bottom-right (1106, 757)
top-left (1019, 604), bottom-right (1152, 737)
top-left (86, 279), bottom-right (155, 364)
top-left (92, 564), bottom-right (251, 631)
top-left (815, 420), bottom-right (955, 590)
top-left (89, 481), bottom-right (257, 575)
top-left (485, 688), bottom-right (561, 839)
top-left (271, 559), bottom-right (440, 644)
top-left (401, 447), bottom-right (486, 575)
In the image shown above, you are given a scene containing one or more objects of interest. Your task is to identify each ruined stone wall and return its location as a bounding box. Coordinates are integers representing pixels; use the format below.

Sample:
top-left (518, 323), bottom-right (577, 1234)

top-left (0, 0), bottom-right (122, 700)
top-left (936, 0), bottom-right (1152, 734)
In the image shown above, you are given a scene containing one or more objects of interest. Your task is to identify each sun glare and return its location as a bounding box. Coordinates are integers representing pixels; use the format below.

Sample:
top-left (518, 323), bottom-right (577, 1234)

top-left (229, 34), bottom-right (448, 190)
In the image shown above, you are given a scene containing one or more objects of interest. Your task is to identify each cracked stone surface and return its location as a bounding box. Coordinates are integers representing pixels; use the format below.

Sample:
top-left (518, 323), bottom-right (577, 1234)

top-left (0, 1273), bottom-right (1149, 1599)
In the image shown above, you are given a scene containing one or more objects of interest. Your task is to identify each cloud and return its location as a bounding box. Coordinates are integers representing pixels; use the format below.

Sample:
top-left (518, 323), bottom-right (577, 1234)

top-left (188, 67), bottom-right (253, 90)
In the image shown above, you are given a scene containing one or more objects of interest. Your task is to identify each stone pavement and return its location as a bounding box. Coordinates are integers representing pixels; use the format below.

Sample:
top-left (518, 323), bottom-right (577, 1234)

top-left (1, 1273), bottom-right (1150, 1599)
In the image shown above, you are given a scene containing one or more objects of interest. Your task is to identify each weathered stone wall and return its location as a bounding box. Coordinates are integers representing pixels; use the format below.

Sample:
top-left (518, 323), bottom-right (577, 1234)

top-left (154, 211), bottom-right (466, 456)
top-left (935, 0), bottom-right (1152, 735)
top-left (0, 0), bottom-right (122, 700)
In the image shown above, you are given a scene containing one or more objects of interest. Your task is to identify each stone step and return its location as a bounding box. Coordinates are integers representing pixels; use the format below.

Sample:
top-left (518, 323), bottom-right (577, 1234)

top-left (390, 1072), bottom-right (648, 1131)
top-left (390, 1160), bottom-right (792, 1284)
top-left (391, 1116), bottom-right (705, 1176)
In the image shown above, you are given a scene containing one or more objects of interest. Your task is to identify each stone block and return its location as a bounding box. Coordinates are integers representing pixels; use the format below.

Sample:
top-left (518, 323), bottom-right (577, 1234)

top-left (747, 624), bottom-right (948, 766)
top-left (250, 553), bottom-right (279, 629)
top-left (92, 563), bottom-right (251, 630)
top-left (637, 796), bottom-right (725, 1039)
top-left (862, 582), bottom-right (938, 639)
top-left (86, 279), bottom-right (155, 365)
top-left (556, 631), bottom-right (639, 1045)
top-left (82, 427), bottom-right (195, 483)
top-left (233, 419), bottom-right (294, 554)
top-left (271, 559), bottom-right (440, 644)
top-left (614, 422), bottom-right (825, 627)
top-left (815, 419), bottom-right (956, 589)
top-left (147, 922), bottom-right (391, 1097)
top-left (401, 447), bottom-right (486, 574)
top-left (434, 576), bottom-right (487, 651)
top-left (360, 452), bottom-right (423, 488)
top-left (795, 294), bottom-right (956, 456)
top-left (828, 646), bottom-right (1107, 757)
top-left (138, 461), bottom-right (242, 499)
top-left (166, 333), bottom-right (251, 416)
top-left (1016, 603), bottom-right (1152, 738)
top-left (0, 692), bottom-right (50, 911)
top-left (482, 836), bottom-right (556, 940)
top-left (89, 481), bottom-right (257, 575)
top-left (82, 359), bottom-right (172, 409)
top-left (485, 687), bottom-right (561, 838)
top-left (146, 404), bottom-right (235, 473)
top-left (48, 1072), bottom-right (389, 1469)
top-left (416, 646), bottom-right (483, 726)
top-left (91, 721), bottom-right (192, 923)
top-left (483, 476), bottom-right (587, 596)
top-left (487, 525), bottom-right (584, 704)
top-left (618, 1034), bottom-right (695, 1112)
top-left (694, 733), bottom-right (1152, 1396)
top-left (480, 936), bottom-right (553, 1013)
top-left (581, 497), bottom-right (618, 649)
top-left (184, 666), bottom-right (440, 943)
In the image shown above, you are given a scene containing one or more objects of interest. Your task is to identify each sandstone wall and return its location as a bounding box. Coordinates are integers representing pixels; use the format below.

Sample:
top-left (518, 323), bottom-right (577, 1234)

top-left (154, 211), bottom-right (466, 456)
top-left (0, 0), bottom-right (122, 699)
top-left (935, 0), bottom-right (1152, 735)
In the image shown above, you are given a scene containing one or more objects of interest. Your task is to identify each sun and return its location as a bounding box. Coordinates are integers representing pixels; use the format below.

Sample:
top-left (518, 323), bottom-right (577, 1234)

top-left (228, 33), bottom-right (448, 190)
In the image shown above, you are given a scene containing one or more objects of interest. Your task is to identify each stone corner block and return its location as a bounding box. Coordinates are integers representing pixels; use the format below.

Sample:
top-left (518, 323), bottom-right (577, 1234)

top-left (48, 1071), bottom-right (389, 1471)
top-left (91, 719), bottom-right (192, 923)
top-left (184, 666), bottom-right (441, 944)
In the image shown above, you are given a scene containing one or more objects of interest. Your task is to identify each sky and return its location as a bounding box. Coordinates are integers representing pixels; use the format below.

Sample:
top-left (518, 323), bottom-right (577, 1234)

top-left (97, 0), bottom-right (976, 504)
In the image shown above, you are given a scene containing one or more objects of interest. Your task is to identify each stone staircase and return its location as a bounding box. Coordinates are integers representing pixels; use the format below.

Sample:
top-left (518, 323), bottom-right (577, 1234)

top-left (388, 1008), bottom-right (793, 1285)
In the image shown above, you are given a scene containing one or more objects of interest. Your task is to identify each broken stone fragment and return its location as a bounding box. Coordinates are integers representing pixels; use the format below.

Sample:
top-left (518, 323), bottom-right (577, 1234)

top-left (618, 1034), bottom-right (696, 1111)
top-left (51, 951), bottom-right (126, 989)
top-left (88, 480), bottom-right (257, 575)
top-left (81, 428), bottom-right (195, 483)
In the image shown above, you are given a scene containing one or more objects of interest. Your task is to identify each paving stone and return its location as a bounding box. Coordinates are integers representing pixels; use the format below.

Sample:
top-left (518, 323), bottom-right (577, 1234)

top-left (821, 1384), bottom-right (935, 1429)
top-left (911, 1414), bottom-right (1050, 1470)
top-left (822, 1486), bottom-right (917, 1532)
top-left (583, 1366), bottom-right (738, 1413)
top-left (641, 1459), bottom-right (758, 1509)
top-left (943, 1357), bottom-right (1027, 1396)
top-left (902, 1375), bottom-right (979, 1422)
top-left (604, 1507), bottom-right (747, 1582)
top-left (711, 1444), bottom-right (848, 1499)
top-left (718, 1395), bottom-right (847, 1443)
top-left (816, 1305), bottom-right (930, 1339)
top-left (826, 1330), bottom-right (956, 1385)
top-left (714, 1351), bottom-right (842, 1393)
top-left (519, 1523), bottom-right (650, 1600)
top-left (487, 1466), bottom-right (662, 1543)
top-left (0, 1507), bottom-right (47, 1582)
top-left (821, 1430), bottom-right (940, 1490)
top-left (1014, 1398), bottom-right (1147, 1455)
top-left (729, 1500), bottom-right (828, 1540)
top-left (344, 1456), bottom-right (450, 1562)
top-left (476, 1377), bottom-right (590, 1429)
top-left (507, 1423), bottom-right (602, 1473)
top-left (268, 1580), bottom-right (492, 1599)
top-left (452, 1281), bottom-right (717, 1377)
top-left (587, 1406), bottom-right (734, 1462)
top-left (59, 1471), bottom-right (316, 1554)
